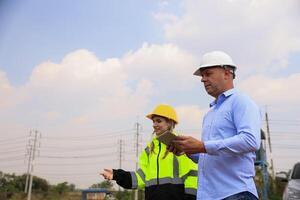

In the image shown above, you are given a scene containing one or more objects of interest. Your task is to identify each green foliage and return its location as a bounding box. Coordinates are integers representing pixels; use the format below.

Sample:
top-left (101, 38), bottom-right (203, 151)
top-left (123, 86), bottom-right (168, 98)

top-left (0, 171), bottom-right (79, 200)
top-left (52, 182), bottom-right (74, 195)
top-left (254, 167), bottom-right (288, 200)
top-left (32, 175), bottom-right (49, 192)
top-left (268, 174), bottom-right (288, 200)
top-left (0, 172), bottom-right (26, 199)
top-left (115, 190), bottom-right (133, 200)
top-left (90, 180), bottom-right (114, 189)
top-left (89, 180), bottom-right (141, 200)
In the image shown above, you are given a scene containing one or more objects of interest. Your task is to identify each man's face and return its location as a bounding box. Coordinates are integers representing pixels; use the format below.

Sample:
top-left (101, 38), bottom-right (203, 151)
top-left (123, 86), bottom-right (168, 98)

top-left (200, 67), bottom-right (228, 98)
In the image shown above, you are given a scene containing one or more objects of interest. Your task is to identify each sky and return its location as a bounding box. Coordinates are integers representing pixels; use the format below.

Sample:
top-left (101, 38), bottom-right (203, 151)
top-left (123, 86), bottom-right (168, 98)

top-left (1, 0), bottom-right (300, 189)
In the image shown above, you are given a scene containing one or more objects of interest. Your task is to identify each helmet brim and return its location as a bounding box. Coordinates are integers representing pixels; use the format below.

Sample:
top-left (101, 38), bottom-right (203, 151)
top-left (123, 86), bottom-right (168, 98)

top-left (193, 65), bottom-right (236, 76)
top-left (146, 114), bottom-right (178, 124)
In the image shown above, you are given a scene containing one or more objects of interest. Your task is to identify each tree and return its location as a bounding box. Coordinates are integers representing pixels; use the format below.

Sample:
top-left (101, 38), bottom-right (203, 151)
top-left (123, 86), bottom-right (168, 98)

top-left (0, 171), bottom-right (80, 200)
top-left (53, 182), bottom-right (70, 194)
top-left (115, 189), bottom-right (134, 200)
top-left (32, 175), bottom-right (49, 192)
top-left (90, 180), bottom-right (114, 189)
top-left (0, 172), bottom-right (22, 199)
top-left (69, 183), bottom-right (76, 192)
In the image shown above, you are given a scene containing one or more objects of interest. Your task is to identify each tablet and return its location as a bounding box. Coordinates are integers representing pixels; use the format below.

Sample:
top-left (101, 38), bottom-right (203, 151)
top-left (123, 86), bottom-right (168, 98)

top-left (157, 131), bottom-right (177, 146)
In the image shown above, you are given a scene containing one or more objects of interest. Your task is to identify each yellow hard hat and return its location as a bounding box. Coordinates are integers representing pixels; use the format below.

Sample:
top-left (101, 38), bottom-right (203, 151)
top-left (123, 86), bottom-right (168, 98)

top-left (146, 104), bottom-right (178, 124)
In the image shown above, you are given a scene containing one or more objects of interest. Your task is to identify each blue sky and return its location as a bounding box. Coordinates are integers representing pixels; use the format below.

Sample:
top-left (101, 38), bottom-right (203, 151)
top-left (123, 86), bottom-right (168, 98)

top-left (1, 0), bottom-right (300, 188)
top-left (0, 0), bottom-right (169, 85)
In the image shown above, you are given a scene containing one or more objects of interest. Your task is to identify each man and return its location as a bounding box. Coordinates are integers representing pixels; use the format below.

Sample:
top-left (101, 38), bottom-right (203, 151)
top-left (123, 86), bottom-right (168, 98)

top-left (170, 51), bottom-right (261, 200)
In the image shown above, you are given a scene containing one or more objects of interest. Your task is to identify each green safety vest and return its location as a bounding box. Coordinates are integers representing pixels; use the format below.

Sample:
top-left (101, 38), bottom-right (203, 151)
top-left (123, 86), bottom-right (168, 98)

top-left (130, 136), bottom-right (198, 196)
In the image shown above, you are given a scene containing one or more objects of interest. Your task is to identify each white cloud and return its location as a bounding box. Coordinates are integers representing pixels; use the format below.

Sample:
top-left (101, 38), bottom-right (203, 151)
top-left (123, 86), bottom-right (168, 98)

top-left (1, 41), bottom-right (299, 187)
top-left (156, 0), bottom-right (300, 75)
top-left (6, 44), bottom-right (298, 137)
top-left (44, 111), bottom-right (61, 121)
top-left (0, 71), bottom-right (13, 108)
top-left (176, 105), bottom-right (208, 137)
top-left (158, 0), bottom-right (170, 8)
top-left (122, 43), bottom-right (197, 90)
top-left (22, 49), bottom-right (155, 129)
top-left (239, 73), bottom-right (300, 173)
top-left (0, 70), bottom-right (26, 109)
top-left (0, 44), bottom-right (199, 138)
top-left (239, 73), bottom-right (300, 106)
top-left (2, 0), bottom-right (300, 188)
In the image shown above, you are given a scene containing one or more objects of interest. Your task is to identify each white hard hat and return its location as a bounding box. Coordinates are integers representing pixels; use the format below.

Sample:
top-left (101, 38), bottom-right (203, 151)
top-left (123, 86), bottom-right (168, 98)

top-left (193, 51), bottom-right (237, 76)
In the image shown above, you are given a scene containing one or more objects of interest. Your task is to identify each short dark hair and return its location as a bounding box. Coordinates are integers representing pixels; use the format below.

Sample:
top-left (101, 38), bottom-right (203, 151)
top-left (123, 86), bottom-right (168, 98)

top-left (222, 65), bottom-right (236, 79)
top-left (199, 65), bottom-right (236, 79)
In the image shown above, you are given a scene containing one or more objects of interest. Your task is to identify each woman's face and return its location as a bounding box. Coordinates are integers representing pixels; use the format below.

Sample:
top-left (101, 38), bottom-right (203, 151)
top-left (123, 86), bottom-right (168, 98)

top-left (152, 116), bottom-right (170, 136)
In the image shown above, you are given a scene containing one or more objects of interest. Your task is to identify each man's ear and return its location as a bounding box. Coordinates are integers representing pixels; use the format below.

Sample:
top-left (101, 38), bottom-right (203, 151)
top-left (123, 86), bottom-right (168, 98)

top-left (224, 69), bottom-right (233, 80)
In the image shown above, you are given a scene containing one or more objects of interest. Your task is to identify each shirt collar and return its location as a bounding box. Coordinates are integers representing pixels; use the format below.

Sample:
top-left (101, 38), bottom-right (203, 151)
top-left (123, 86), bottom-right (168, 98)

top-left (209, 88), bottom-right (236, 107)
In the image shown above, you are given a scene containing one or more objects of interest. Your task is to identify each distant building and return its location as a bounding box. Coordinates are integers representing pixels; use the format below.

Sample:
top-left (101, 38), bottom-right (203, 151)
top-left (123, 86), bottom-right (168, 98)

top-left (81, 188), bottom-right (111, 200)
top-left (86, 192), bottom-right (105, 200)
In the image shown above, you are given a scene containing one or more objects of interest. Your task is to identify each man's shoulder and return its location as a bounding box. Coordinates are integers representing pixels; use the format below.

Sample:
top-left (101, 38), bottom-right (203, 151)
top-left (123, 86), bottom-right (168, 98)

top-left (232, 90), bottom-right (254, 101)
top-left (231, 90), bottom-right (259, 109)
top-left (224, 89), bottom-right (251, 100)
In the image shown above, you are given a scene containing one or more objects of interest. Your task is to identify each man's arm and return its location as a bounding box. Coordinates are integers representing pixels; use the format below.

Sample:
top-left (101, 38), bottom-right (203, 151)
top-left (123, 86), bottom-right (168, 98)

top-left (205, 95), bottom-right (261, 156)
top-left (171, 96), bottom-right (261, 156)
top-left (171, 136), bottom-right (206, 155)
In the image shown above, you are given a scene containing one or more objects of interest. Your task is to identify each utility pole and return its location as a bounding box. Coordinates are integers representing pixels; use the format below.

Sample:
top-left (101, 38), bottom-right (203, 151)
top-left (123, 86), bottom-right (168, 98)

top-left (265, 110), bottom-right (275, 178)
top-left (24, 144), bottom-right (32, 193)
top-left (119, 139), bottom-right (123, 169)
top-left (118, 139), bottom-right (123, 191)
top-left (27, 130), bottom-right (40, 200)
top-left (134, 122), bottom-right (141, 200)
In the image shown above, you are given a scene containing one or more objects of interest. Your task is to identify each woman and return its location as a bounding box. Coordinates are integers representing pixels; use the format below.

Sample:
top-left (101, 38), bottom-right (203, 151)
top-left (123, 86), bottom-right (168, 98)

top-left (100, 104), bottom-right (198, 200)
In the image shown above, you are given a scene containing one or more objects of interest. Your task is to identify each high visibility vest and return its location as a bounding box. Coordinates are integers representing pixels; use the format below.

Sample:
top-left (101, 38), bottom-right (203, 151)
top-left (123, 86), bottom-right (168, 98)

top-left (130, 136), bottom-right (198, 196)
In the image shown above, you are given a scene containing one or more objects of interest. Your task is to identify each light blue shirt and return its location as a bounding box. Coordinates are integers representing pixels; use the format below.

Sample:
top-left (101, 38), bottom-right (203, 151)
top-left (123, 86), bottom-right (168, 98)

top-left (191, 88), bottom-right (261, 200)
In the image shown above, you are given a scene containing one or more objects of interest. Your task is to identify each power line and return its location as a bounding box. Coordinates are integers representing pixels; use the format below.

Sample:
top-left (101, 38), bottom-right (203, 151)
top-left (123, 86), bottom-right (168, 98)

top-left (0, 155), bottom-right (25, 160)
top-left (41, 129), bottom-right (134, 140)
top-left (0, 140), bottom-right (27, 146)
top-left (271, 132), bottom-right (300, 135)
top-left (36, 159), bottom-right (117, 166)
top-left (0, 136), bottom-right (28, 143)
top-left (0, 164), bottom-right (26, 168)
top-left (39, 136), bottom-right (134, 145)
top-left (35, 173), bottom-right (99, 178)
top-left (272, 155), bottom-right (300, 158)
top-left (0, 144), bottom-right (28, 151)
top-left (35, 172), bottom-right (98, 176)
top-left (39, 152), bottom-right (117, 159)
top-left (40, 142), bottom-right (118, 148)
top-left (0, 149), bottom-right (26, 154)
top-left (265, 119), bottom-right (300, 123)
top-left (267, 123), bottom-right (300, 126)
top-left (272, 144), bottom-right (300, 148)
top-left (123, 159), bottom-right (136, 162)
top-left (39, 143), bottom-right (118, 151)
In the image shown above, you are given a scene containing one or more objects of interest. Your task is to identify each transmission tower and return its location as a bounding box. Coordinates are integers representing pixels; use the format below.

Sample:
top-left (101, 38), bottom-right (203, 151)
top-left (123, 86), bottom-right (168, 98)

top-left (25, 130), bottom-right (41, 200)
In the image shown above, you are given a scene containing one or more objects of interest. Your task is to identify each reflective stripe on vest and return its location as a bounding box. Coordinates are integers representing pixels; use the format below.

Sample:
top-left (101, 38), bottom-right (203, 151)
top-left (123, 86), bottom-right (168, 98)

top-left (130, 171), bottom-right (138, 189)
top-left (130, 139), bottom-right (197, 190)
top-left (137, 168), bottom-right (146, 183)
top-left (145, 146), bottom-right (150, 156)
top-left (145, 177), bottom-right (184, 187)
top-left (185, 188), bottom-right (197, 195)
top-left (173, 155), bottom-right (179, 178)
top-left (181, 169), bottom-right (198, 181)
top-left (131, 154), bottom-right (182, 188)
